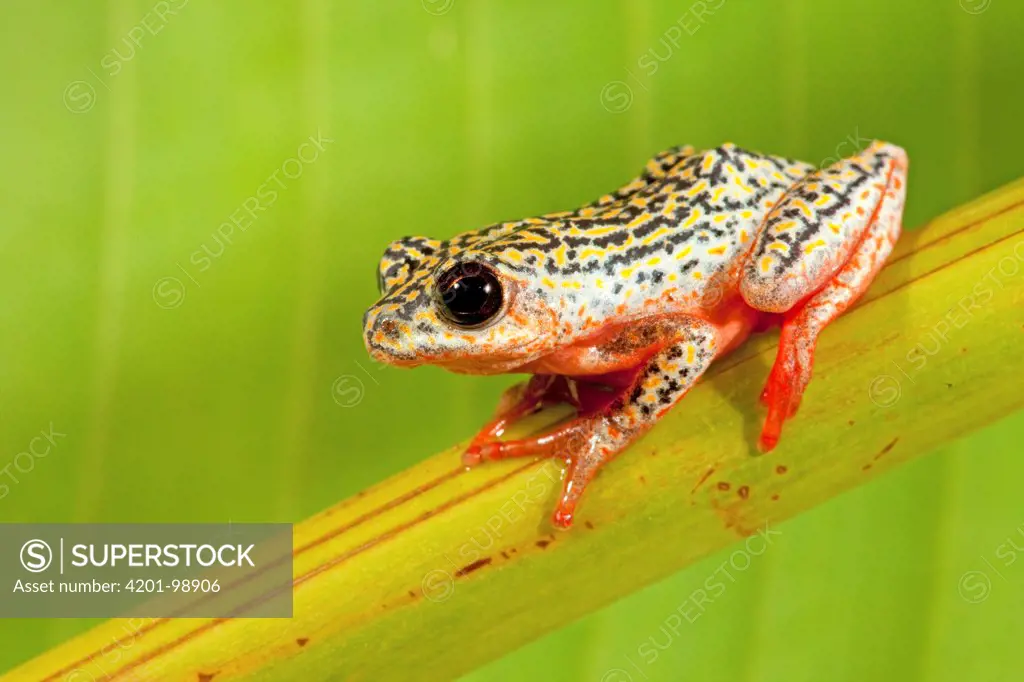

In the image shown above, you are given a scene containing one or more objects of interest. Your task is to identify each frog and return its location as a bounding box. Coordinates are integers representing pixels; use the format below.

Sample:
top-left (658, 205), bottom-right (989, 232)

top-left (363, 140), bottom-right (907, 529)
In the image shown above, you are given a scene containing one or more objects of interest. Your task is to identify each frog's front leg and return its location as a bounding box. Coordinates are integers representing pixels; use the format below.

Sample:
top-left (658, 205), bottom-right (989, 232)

top-left (463, 375), bottom-right (557, 464)
top-left (468, 318), bottom-right (718, 528)
top-left (741, 140), bottom-right (908, 450)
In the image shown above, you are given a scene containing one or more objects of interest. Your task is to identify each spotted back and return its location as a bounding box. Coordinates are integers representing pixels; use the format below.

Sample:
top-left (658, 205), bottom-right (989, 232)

top-left (364, 143), bottom-right (815, 367)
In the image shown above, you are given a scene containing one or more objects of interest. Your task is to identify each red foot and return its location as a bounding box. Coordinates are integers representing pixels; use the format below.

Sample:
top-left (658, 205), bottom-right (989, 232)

top-left (463, 371), bottom-right (639, 529)
top-left (552, 508), bottom-right (574, 529)
top-left (758, 334), bottom-right (811, 452)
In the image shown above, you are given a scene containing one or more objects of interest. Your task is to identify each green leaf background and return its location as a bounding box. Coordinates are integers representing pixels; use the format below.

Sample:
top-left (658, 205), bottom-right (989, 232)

top-left (1, 0), bottom-right (1022, 679)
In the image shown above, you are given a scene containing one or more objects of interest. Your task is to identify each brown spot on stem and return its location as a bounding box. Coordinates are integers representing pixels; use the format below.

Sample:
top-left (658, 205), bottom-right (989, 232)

top-left (874, 437), bottom-right (899, 460)
top-left (198, 674), bottom-right (218, 682)
top-left (737, 485), bottom-right (750, 500)
top-left (848, 420), bottom-right (855, 426)
top-left (771, 494), bottom-right (779, 501)
top-left (717, 481), bottom-right (731, 491)
top-left (692, 467), bottom-right (716, 493)
top-left (296, 638), bottom-right (309, 647)
top-left (536, 540), bottom-right (550, 549)
top-left (455, 557), bottom-right (492, 576)
top-left (862, 464), bottom-right (872, 471)
top-left (407, 590), bottom-right (416, 598)
top-left (639, 475), bottom-right (647, 484)
top-left (501, 551), bottom-right (509, 559)
top-left (775, 465), bottom-right (787, 475)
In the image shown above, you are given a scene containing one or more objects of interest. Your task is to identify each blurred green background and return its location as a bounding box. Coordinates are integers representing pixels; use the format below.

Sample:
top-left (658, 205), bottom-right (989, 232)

top-left (1, 0), bottom-right (1023, 679)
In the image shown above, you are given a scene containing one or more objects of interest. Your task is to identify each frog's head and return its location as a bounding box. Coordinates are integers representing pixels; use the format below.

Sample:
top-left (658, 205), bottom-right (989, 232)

top-left (363, 235), bottom-right (557, 374)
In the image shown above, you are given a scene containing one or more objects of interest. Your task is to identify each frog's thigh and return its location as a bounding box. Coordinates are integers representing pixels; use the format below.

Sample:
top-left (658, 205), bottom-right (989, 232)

top-left (740, 141), bottom-right (908, 314)
top-left (756, 158), bottom-right (906, 451)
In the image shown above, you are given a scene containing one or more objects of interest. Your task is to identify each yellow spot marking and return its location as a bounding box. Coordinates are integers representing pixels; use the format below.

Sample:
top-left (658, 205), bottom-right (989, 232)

top-left (686, 345), bottom-right (696, 364)
top-left (627, 214), bottom-right (650, 229)
top-left (774, 220), bottom-right (797, 232)
top-left (683, 209), bottom-right (703, 228)
top-left (740, 229), bottom-right (749, 243)
top-left (741, 210), bottom-right (753, 220)
top-left (554, 245), bottom-right (567, 267)
top-left (642, 226), bottom-right (671, 244)
top-left (759, 256), bottom-right (773, 273)
top-left (708, 245), bottom-right (727, 256)
top-left (702, 155), bottom-right (714, 171)
top-left (693, 271), bottom-right (703, 280)
top-left (675, 246), bottom-right (693, 260)
top-left (829, 223), bottom-right (841, 234)
top-left (646, 257), bottom-right (662, 266)
top-left (686, 180), bottom-right (709, 197)
top-left (792, 201), bottom-right (813, 219)
top-left (804, 239), bottom-right (826, 254)
top-left (769, 243), bottom-right (788, 253)
top-left (583, 224), bottom-right (625, 237)
top-left (621, 267), bottom-right (635, 278)
top-left (595, 279), bottom-right (605, 289)
top-left (541, 277), bottom-right (556, 289)
top-left (712, 187), bottom-right (725, 203)
top-left (518, 232), bottom-right (552, 244)
top-left (503, 250), bottom-right (523, 263)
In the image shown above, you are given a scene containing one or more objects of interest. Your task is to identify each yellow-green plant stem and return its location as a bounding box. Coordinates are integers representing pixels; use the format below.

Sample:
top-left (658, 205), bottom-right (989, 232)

top-left (9, 179), bottom-right (1024, 682)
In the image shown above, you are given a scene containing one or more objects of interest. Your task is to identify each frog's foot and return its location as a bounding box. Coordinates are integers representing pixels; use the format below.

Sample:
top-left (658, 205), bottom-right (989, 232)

top-left (469, 318), bottom-right (718, 528)
top-left (462, 370), bottom-right (635, 466)
top-left (468, 413), bottom-right (625, 528)
top-left (758, 327), bottom-right (813, 451)
top-left (745, 141), bottom-right (907, 451)
top-left (462, 376), bottom-right (555, 466)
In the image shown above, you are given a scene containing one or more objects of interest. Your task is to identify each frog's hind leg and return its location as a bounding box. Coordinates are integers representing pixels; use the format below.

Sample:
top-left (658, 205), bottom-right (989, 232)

top-left (466, 318), bottom-right (719, 528)
top-left (740, 141), bottom-right (908, 451)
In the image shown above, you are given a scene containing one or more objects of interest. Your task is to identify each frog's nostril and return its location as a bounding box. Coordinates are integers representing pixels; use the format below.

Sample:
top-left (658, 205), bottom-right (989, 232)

top-left (379, 318), bottom-right (400, 340)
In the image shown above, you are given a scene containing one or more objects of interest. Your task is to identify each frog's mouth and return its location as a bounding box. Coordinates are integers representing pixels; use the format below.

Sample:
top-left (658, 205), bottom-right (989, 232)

top-left (364, 341), bottom-right (540, 375)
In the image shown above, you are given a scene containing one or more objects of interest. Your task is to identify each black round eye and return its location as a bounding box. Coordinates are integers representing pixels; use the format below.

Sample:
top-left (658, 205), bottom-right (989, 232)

top-left (436, 262), bottom-right (504, 328)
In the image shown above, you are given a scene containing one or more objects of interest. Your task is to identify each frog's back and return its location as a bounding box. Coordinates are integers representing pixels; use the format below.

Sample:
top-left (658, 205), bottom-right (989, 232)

top-left (470, 144), bottom-right (815, 326)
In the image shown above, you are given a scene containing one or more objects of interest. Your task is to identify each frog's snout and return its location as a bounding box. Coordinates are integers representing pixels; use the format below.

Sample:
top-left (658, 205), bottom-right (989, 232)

top-left (363, 308), bottom-right (418, 366)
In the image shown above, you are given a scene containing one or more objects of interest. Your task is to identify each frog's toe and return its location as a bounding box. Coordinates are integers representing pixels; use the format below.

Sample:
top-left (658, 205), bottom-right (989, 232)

top-left (461, 445), bottom-right (485, 467)
top-left (550, 432), bottom-right (607, 530)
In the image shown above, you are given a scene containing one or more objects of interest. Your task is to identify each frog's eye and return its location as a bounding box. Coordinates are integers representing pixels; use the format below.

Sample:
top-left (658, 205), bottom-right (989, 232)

top-left (436, 262), bottom-right (504, 329)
